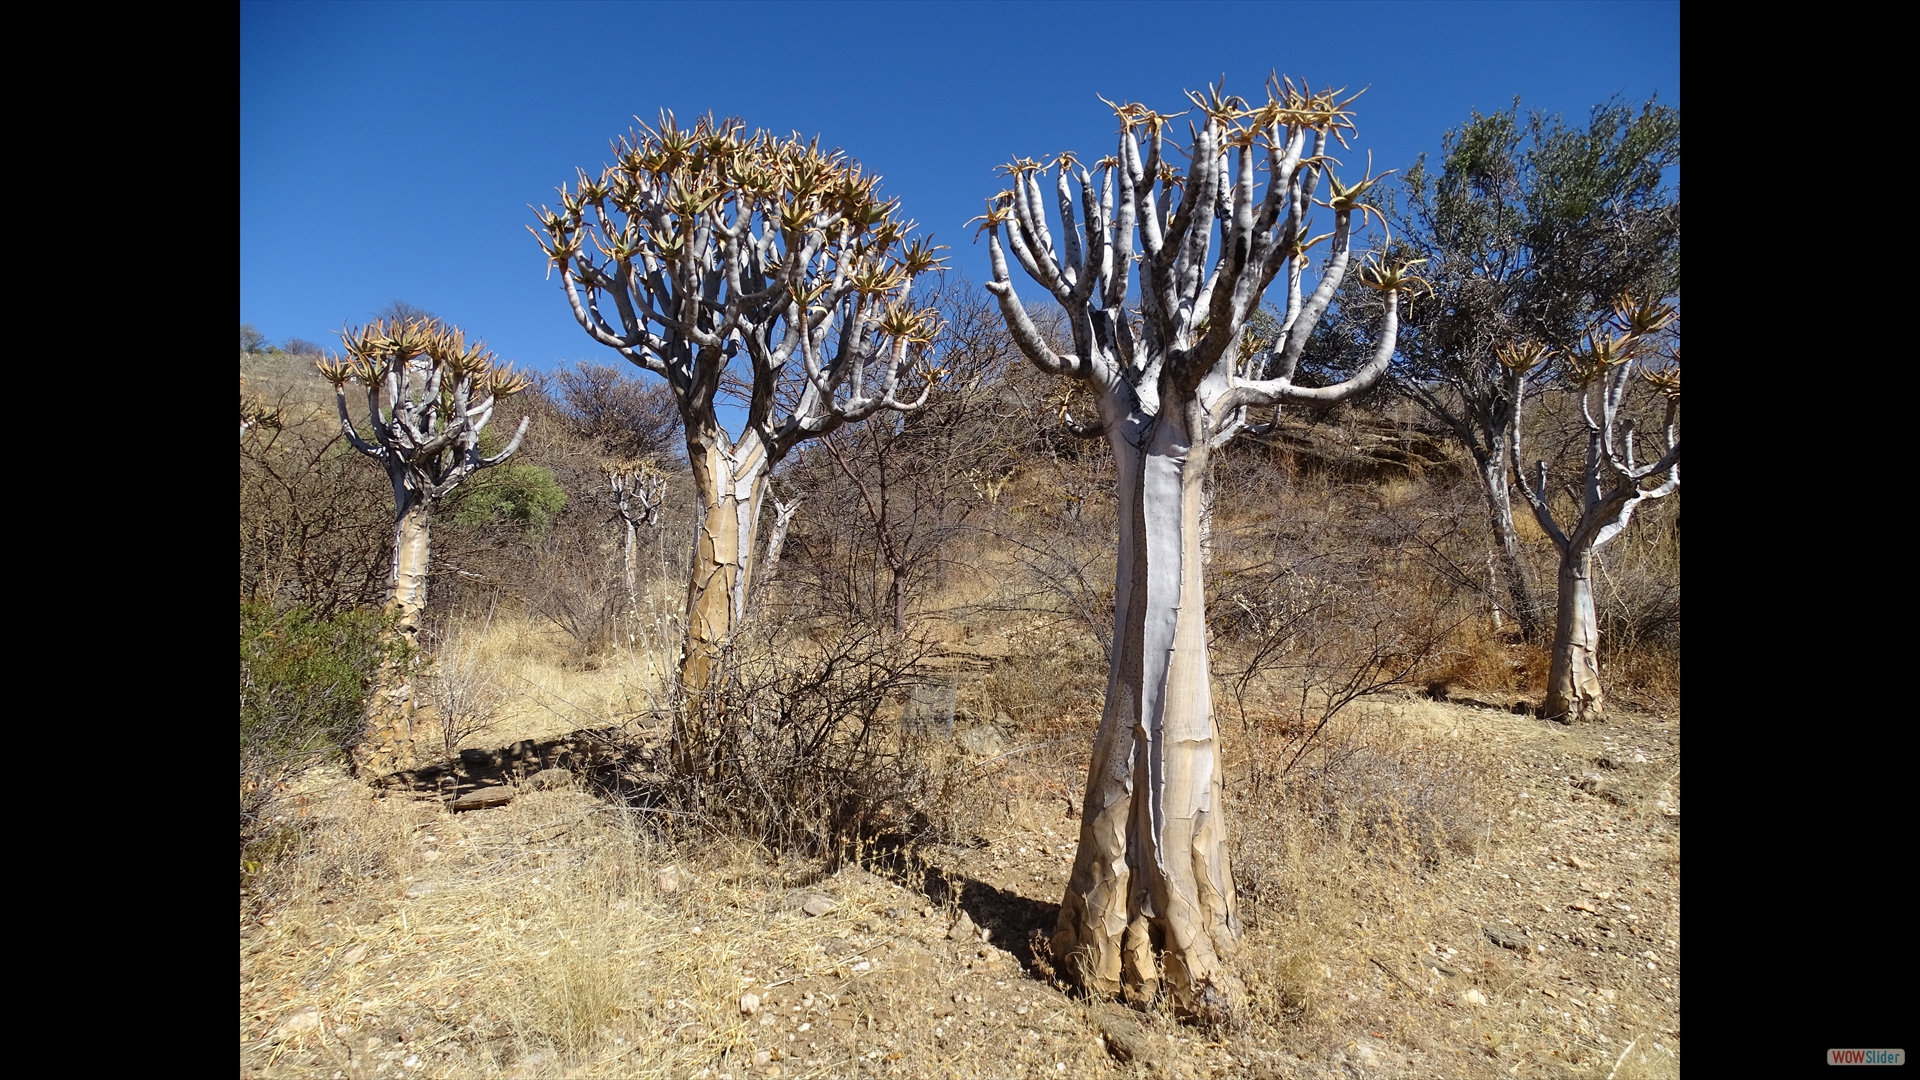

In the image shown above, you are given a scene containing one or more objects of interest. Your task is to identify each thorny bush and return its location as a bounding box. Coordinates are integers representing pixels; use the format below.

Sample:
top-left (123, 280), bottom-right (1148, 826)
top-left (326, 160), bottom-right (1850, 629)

top-left (631, 623), bottom-right (985, 862)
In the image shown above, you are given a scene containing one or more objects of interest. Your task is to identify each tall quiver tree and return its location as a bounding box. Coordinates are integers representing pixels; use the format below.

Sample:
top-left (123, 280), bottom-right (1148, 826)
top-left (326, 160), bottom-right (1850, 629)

top-left (980, 77), bottom-right (1419, 1022)
top-left (318, 318), bottom-right (531, 774)
top-left (536, 112), bottom-right (945, 689)
top-left (1509, 297), bottom-right (1678, 725)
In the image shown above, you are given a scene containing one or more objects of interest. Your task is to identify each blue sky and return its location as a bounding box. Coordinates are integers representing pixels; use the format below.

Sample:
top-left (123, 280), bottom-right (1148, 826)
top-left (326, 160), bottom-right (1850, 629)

top-left (241, 0), bottom-right (1678, 368)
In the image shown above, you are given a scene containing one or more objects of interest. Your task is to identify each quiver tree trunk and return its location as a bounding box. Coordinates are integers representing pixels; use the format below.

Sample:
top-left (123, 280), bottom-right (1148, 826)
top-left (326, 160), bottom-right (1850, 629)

top-left (355, 490), bottom-right (435, 775)
top-left (1541, 545), bottom-right (1603, 723)
top-left (682, 429), bottom-right (769, 691)
top-left (1055, 409), bottom-right (1241, 1021)
top-left (1478, 451), bottom-right (1543, 641)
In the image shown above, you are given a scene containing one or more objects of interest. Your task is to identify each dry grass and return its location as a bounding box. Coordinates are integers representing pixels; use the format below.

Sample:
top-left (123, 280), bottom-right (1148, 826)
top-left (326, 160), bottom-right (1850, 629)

top-left (419, 612), bottom-right (677, 749)
top-left (243, 669), bottom-right (1680, 1080)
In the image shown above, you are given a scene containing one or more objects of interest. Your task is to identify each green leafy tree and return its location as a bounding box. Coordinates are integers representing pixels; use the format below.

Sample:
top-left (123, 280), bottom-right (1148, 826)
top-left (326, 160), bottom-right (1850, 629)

top-left (1383, 98), bottom-right (1679, 641)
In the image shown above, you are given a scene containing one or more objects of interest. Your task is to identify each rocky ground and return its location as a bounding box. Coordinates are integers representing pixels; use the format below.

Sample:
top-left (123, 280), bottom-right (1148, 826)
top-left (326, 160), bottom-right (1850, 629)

top-left (240, 692), bottom-right (1678, 1080)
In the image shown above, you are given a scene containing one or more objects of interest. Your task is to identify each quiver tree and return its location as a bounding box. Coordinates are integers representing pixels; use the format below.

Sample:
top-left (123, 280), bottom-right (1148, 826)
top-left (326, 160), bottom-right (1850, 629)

top-left (1509, 297), bottom-right (1678, 725)
top-left (606, 458), bottom-right (669, 646)
top-left (980, 77), bottom-right (1417, 1021)
top-left (536, 111), bottom-right (946, 689)
top-left (318, 318), bottom-right (531, 773)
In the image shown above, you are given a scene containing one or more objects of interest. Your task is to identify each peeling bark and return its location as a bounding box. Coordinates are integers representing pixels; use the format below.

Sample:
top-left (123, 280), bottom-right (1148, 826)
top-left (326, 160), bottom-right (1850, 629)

top-left (1054, 408), bottom-right (1241, 1018)
top-left (682, 429), bottom-right (768, 690)
top-left (355, 494), bottom-right (435, 775)
top-left (1541, 547), bottom-right (1603, 723)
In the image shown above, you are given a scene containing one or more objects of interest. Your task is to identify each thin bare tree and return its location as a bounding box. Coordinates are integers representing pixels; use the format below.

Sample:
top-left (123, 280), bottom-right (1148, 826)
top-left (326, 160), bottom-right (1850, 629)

top-left (607, 458), bottom-right (670, 646)
top-left (978, 77), bottom-right (1419, 1020)
top-left (1509, 297), bottom-right (1678, 724)
top-left (536, 112), bottom-right (945, 689)
top-left (318, 318), bottom-right (530, 774)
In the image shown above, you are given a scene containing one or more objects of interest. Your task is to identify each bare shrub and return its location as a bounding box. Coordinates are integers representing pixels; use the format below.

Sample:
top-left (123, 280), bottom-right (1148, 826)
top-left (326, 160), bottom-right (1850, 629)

top-left (239, 386), bottom-right (393, 618)
top-left (631, 624), bottom-right (987, 862)
top-left (418, 607), bottom-right (509, 756)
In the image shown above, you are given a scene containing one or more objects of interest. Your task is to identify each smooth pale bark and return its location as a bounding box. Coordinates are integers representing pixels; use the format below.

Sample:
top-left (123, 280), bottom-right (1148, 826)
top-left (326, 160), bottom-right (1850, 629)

top-left (1542, 547), bottom-right (1603, 723)
top-left (623, 516), bottom-right (641, 644)
top-left (760, 497), bottom-right (800, 584)
top-left (355, 494), bottom-right (436, 775)
top-left (327, 321), bottom-right (528, 778)
top-left (681, 428), bottom-right (769, 690)
top-left (1055, 405), bottom-right (1240, 1021)
top-left (1478, 451), bottom-right (1543, 640)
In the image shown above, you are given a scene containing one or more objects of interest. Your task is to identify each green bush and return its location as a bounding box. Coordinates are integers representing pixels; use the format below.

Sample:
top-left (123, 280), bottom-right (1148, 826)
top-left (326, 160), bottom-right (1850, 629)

top-left (240, 602), bottom-right (394, 838)
top-left (447, 461), bottom-right (568, 535)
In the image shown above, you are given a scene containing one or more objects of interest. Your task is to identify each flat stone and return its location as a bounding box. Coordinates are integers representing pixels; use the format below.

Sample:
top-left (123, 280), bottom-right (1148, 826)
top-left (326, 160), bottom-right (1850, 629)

top-left (450, 786), bottom-right (515, 812)
top-left (802, 895), bottom-right (837, 918)
top-left (1483, 925), bottom-right (1528, 952)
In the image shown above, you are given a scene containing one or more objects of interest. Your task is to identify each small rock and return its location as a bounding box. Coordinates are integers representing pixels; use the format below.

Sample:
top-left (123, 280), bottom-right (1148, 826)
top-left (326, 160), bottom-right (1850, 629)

top-left (1354, 1043), bottom-right (1380, 1065)
top-left (740, 992), bottom-right (761, 1015)
top-left (450, 786), bottom-right (515, 812)
top-left (655, 865), bottom-right (683, 895)
top-left (525, 768), bottom-right (572, 791)
top-left (1095, 1010), bottom-right (1151, 1065)
top-left (271, 1006), bottom-right (323, 1038)
top-left (1575, 773), bottom-right (1604, 792)
top-left (404, 880), bottom-right (437, 898)
top-left (338, 944), bottom-right (368, 966)
top-left (1483, 926), bottom-right (1528, 953)
top-left (1569, 901), bottom-right (1596, 913)
top-left (1568, 855), bottom-right (1595, 871)
top-left (752, 1050), bottom-right (771, 1066)
top-left (948, 911), bottom-right (978, 941)
top-left (1462, 988), bottom-right (1488, 1007)
top-left (802, 895), bottom-right (837, 918)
